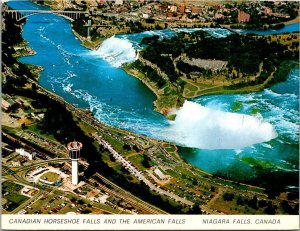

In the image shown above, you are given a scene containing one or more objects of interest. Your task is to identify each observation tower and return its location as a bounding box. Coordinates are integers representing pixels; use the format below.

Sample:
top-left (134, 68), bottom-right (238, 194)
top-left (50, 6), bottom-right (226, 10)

top-left (67, 141), bottom-right (83, 185)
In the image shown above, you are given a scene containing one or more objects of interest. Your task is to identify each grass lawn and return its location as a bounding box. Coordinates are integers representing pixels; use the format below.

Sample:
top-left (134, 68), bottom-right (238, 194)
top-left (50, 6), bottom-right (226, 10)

top-left (77, 118), bottom-right (97, 135)
top-left (2, 180), bottom-right (23, 192)
top-left (40, 172), bottom-right (60, 182)
top-left (79, 185), bottom-right (92, 195)
top-left (2, 181), bottom-right (29, 212)
top-left (102, 134), bottom-right (124, 153)
top-left (185, 83), bottom-right (199, 92)
top-left (57, 202), bottom-right (76, 214)
top-left (4, 192), bottom-right (29, 212)
top-left (210, 194), bottom-right (266, 215)
top-left (129, 155), bottom-right (146, 171)
top-left (184, 91), bottom-right (196, 98)
top-left (156, 94), bottom-right (178, 111)
top-left (26, 124), bottom-right (56, 142)
top-left (101, 150), bottom-right (116, 166)
top-left (30, 196), bottom-right (51, 213)
top-left (164, 146), bottom-right (176, 153)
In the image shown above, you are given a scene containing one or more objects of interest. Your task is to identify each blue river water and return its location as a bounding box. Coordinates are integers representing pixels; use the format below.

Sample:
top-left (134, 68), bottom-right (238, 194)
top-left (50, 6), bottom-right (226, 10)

top-left (241, 22), bottom-right (300, 35)
top-left (7, 0), bottom-right (299, 188)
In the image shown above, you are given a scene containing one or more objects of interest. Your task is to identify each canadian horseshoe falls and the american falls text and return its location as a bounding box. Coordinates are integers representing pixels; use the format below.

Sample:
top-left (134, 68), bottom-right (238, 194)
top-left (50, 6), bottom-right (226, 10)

top-left (9, 0), bottom-right (299, 187)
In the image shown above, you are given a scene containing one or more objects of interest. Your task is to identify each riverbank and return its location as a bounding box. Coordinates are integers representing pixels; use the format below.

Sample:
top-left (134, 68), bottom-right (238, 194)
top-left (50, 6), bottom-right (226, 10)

top-left (125, 57), bottom-right (298, 117)
top-left (12, 34), bottom-right (44, 80)
top-left (71, 28), bottom-right (103, 50)
top-left (123, 65), bottom-right (179, 116)
top-left (284, 14), bottom-right (300, 25)
top-left (123, 66), bottom-right (161, 99)
top-left (123, 62), bottom-right (262, 115)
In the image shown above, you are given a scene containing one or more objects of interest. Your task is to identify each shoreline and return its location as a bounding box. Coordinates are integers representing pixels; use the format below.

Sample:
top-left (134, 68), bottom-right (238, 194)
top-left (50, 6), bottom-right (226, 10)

top-left (71, 28), bottom-right (104, 51)
top-left (123, 66), bottom-right (165, 114)
top-left (123, 66), bottom-right (161, 99)
top-left (122, 58), bottom-right (299, 116)
top-left (283, 15), bottom-right (300, 25)
top-left (123, 65), bottom-right (180, 115)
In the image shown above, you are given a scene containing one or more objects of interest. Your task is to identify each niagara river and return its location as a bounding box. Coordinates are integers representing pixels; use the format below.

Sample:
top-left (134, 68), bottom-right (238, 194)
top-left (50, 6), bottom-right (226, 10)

top-left (7, 0), bottom-right (299, 188)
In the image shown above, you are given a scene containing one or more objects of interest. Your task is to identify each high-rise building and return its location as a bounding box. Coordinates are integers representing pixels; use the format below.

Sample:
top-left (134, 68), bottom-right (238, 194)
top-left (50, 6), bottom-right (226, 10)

top-left (67, 141), bottom-right (83, 185)
top-left (180, 0), bottom-right (186, 14)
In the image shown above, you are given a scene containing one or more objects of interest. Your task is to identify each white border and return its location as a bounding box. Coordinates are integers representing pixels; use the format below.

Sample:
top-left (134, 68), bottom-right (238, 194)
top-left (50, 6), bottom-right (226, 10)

top-left (1, 215), bottom-right (299, 230)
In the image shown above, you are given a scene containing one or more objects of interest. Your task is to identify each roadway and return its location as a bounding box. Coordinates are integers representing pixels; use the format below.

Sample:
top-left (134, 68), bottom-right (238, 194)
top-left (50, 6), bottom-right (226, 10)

top-left (94, 133), bottom-right (193, 206)
top-left (93, 173), bottom-right (167, 214)
top-left (88, 177), bottom-right (163, 214)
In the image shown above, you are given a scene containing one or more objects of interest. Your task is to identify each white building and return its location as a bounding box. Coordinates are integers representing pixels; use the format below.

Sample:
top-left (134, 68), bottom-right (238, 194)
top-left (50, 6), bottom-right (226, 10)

top-left (142, 13), bottom-right (149, 19)
top-left (15, 148), bottom-right (36, 160)
top-left (115, 0), bottom-right (123, 5)
top-left (154, 168), bottom-right (168, 180)
top-left (11, 161), bottom-right (21, 167)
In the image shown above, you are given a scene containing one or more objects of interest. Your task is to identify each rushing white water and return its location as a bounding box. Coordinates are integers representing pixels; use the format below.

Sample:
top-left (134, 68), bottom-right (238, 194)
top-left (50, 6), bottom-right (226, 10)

top-left (92, 28), bottom-right (232, 68)
top-left (94, 36), bottom-right (137, 67)
top-left (168, 101), bottom-right (278, 150)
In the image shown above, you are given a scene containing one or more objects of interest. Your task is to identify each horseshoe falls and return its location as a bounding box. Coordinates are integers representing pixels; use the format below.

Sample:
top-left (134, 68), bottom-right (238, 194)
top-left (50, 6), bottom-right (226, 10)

top-left (168, 101), bottom-right (277, 150)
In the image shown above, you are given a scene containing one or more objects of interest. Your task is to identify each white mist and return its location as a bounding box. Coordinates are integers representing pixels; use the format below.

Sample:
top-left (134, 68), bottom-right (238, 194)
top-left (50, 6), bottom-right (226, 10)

top-left (168, 101), bottom-right (277, 150)
top-left (94, 36), bottom-right (137, 67)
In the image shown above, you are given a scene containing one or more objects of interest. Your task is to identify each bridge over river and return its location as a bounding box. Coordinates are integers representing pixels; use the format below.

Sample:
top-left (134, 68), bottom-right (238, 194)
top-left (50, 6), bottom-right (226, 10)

top-left (2, 9), bottom-right (112, 38)
top-left (3, 9), bottom-right (87, 21)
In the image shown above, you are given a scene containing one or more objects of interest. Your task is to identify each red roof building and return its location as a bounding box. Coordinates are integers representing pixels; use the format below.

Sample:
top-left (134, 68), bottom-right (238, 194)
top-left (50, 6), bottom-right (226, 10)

top-left (264, 7), bottom-right (272, 16)
top-left (215, 13), bottom-right (224, 19)
top-left (191, 6), bottom-right (202, 14)
top-left (238, 10), bottom-right (250, 23)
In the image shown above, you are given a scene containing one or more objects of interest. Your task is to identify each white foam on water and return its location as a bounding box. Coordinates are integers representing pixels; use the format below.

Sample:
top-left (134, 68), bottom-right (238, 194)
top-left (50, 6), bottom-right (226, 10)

top-left (168, 101), bottom-right (278, 150)
top-left (62, 83), bottom-right (73, 93)
top-left (261, 143), bottom-right (272, 149)
top-left (201, 28), bottom-right (232, 38)
top-left (93, 36), bottom-right (137, 67)
top-left (175, 28), bottom-right (202, 33)
top-left (235, 149), bottom-right (243, 155)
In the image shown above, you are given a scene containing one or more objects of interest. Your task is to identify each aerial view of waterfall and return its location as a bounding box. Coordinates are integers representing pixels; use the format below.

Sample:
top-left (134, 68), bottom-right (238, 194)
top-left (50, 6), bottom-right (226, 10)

top-left (2, 0), bottom-right (299, 226)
